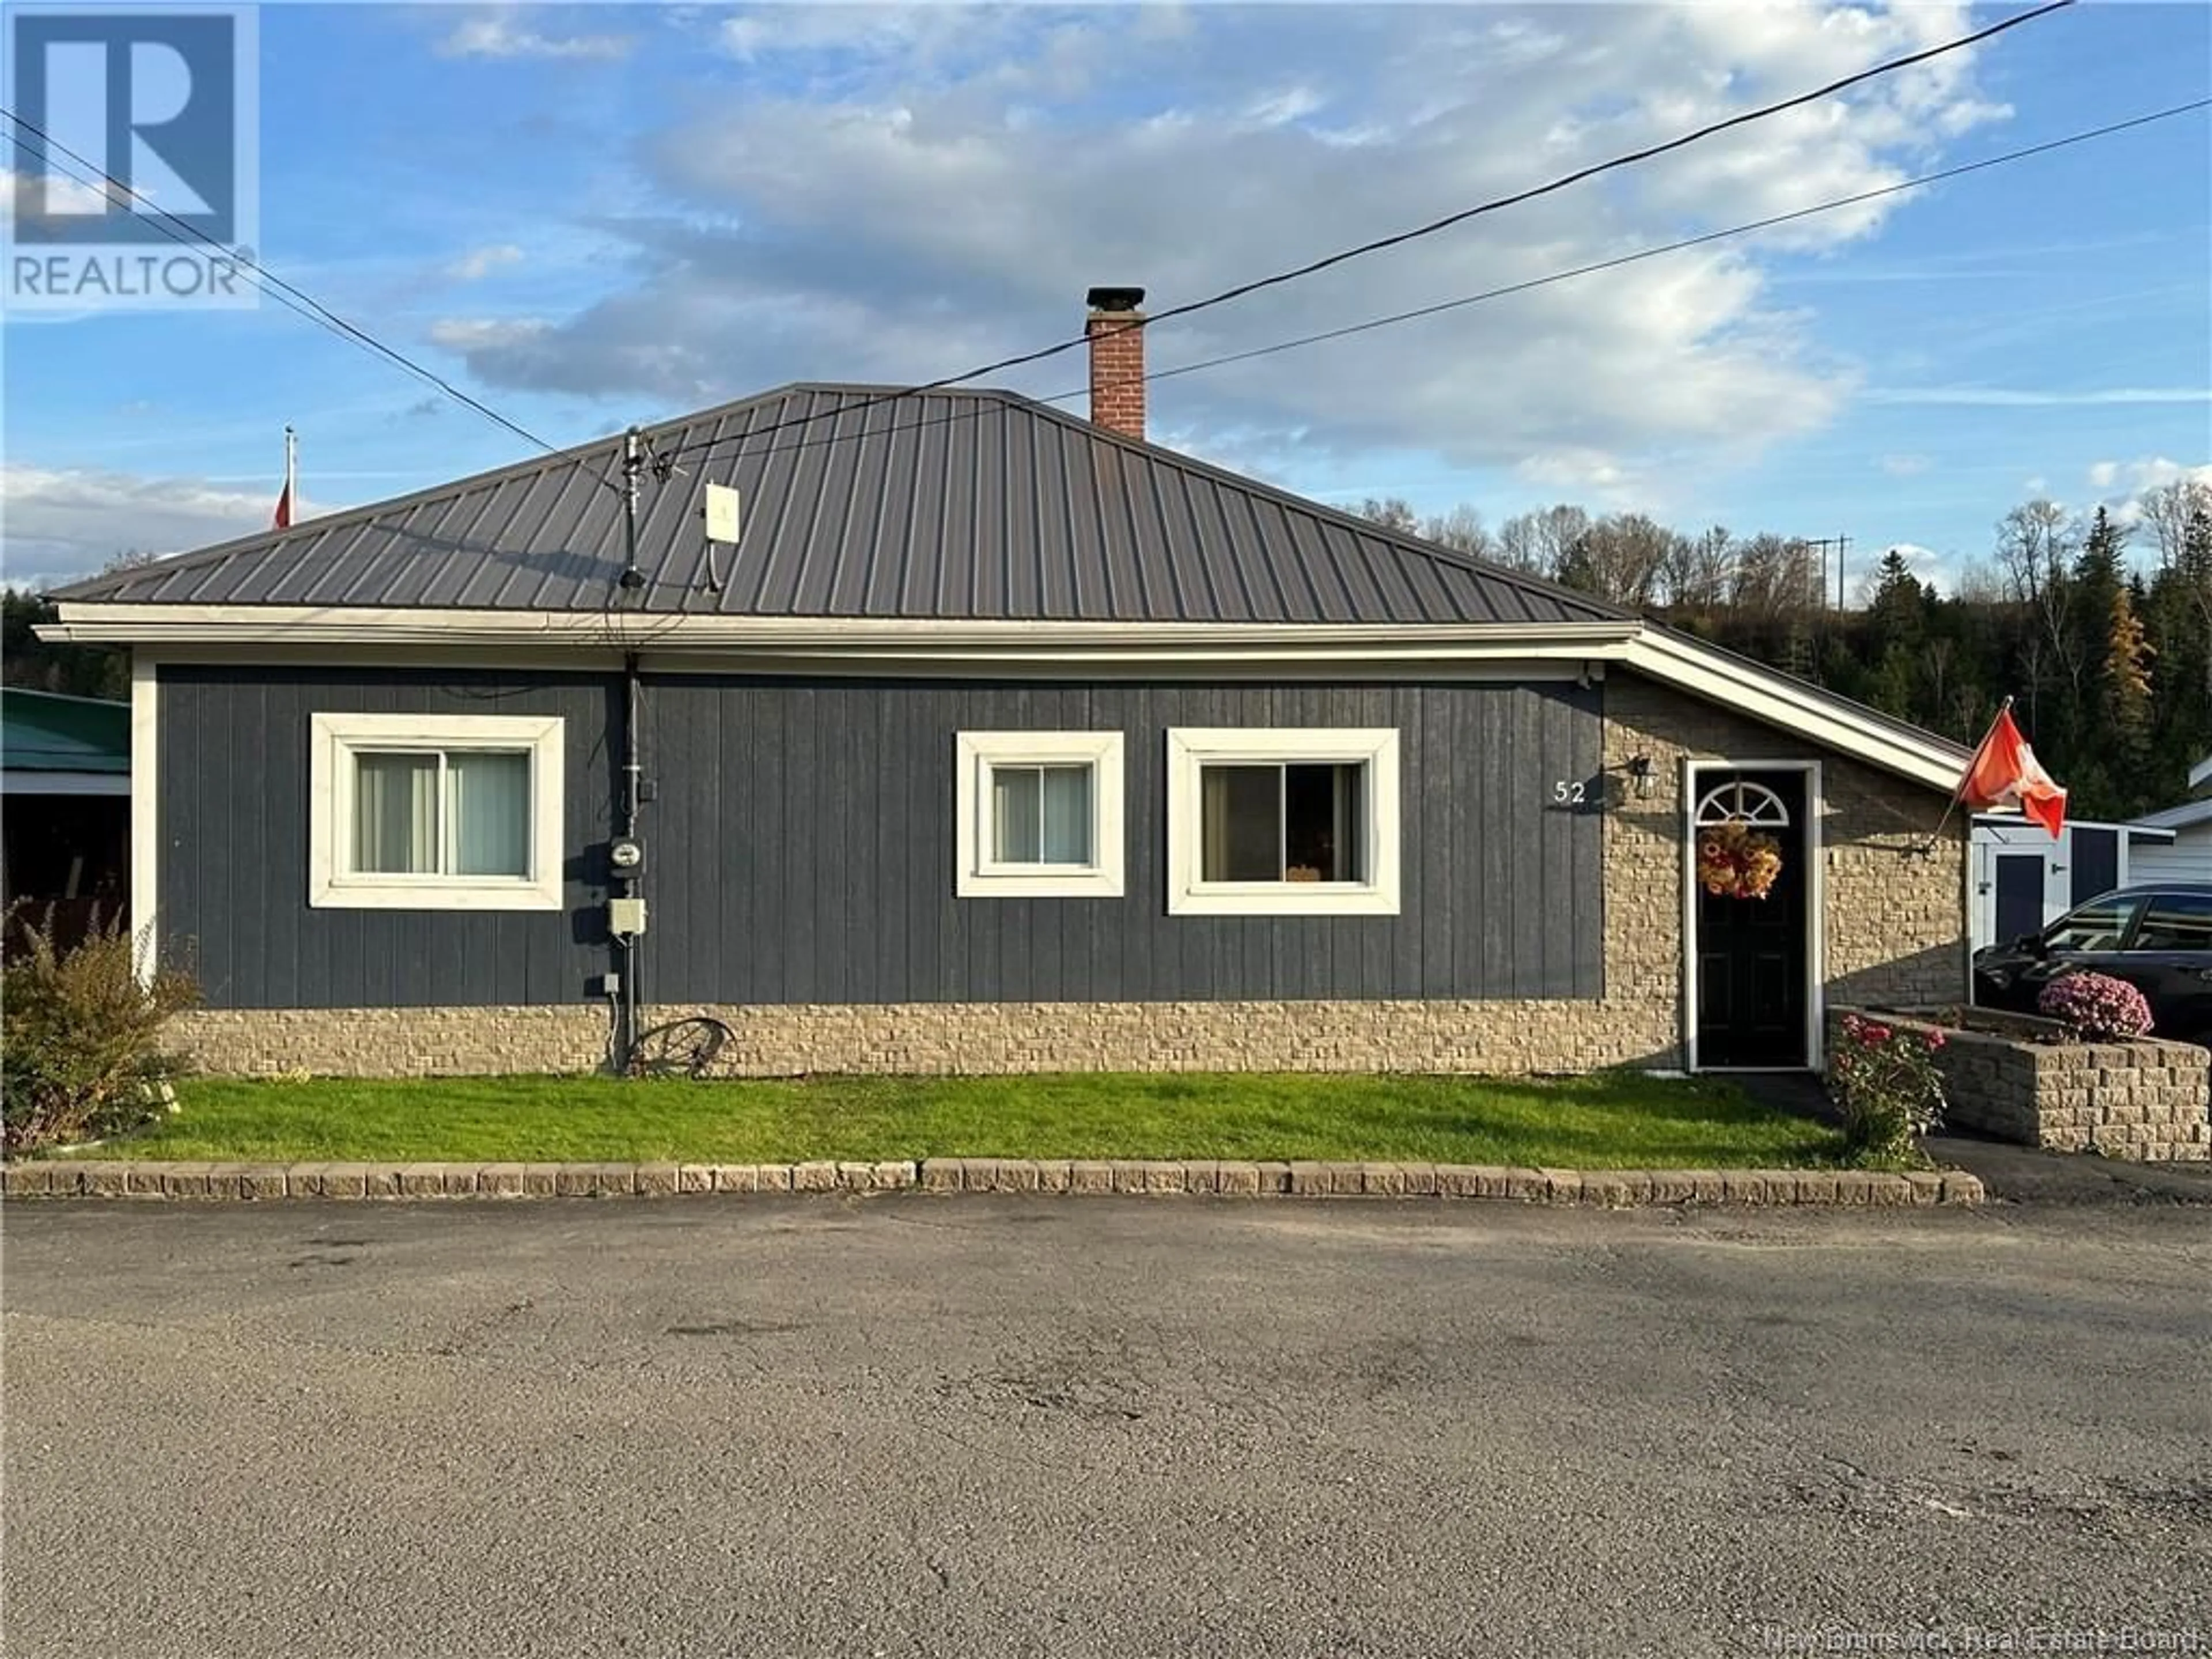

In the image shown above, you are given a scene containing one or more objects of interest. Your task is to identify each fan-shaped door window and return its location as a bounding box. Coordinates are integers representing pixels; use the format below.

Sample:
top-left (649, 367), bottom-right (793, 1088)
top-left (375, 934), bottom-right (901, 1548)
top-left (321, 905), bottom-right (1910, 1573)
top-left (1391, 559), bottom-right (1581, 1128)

top-left (1694, 780), bottom-right (1791, 828)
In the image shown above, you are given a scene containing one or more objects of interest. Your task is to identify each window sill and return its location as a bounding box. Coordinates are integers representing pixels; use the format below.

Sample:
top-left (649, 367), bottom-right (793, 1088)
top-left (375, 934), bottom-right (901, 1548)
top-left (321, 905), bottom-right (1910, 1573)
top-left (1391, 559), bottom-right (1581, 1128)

top-left (1168, 882), bottom-right (1399, 917)
top-left (957, 866), bottom-right (1126, 900)
top-left (309, 877), bottom-right (563, 912)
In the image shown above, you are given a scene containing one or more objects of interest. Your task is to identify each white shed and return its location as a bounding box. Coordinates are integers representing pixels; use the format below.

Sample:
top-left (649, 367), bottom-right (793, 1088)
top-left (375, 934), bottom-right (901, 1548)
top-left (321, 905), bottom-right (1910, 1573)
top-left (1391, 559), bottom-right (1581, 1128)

top-left (1970, 814), bottom-right (2178, 949)
top-left (1971, 753), bottom-right (2212, 948)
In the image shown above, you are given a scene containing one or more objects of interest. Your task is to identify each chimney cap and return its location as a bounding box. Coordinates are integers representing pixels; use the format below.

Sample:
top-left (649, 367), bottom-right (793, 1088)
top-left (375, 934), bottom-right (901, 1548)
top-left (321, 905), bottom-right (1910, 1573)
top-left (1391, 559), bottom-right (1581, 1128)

top-left (1086, 285), bottom-right (1146, 313)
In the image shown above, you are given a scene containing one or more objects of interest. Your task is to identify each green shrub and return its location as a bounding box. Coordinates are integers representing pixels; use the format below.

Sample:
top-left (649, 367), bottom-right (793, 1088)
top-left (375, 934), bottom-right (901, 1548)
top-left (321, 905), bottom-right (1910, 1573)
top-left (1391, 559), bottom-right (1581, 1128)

top-left (2, 907), bottom-right (198, 1158)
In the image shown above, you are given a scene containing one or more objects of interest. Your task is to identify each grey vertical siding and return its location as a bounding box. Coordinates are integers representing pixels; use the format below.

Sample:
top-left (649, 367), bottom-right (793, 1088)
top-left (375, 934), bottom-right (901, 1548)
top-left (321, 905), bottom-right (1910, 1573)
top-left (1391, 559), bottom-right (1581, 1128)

top-left (162, 667), bottom-right (1605, 1009)
top-left (158, 666), bottom-right (619, 1010)
top-left (639, 676), bottom-right (1603, 1005)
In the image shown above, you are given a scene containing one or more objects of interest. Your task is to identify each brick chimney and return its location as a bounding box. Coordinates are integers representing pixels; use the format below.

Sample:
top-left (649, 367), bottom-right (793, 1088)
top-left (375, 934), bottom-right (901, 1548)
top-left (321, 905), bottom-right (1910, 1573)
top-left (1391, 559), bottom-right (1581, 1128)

top-left (1085, 285), bottom-right (1146, 441)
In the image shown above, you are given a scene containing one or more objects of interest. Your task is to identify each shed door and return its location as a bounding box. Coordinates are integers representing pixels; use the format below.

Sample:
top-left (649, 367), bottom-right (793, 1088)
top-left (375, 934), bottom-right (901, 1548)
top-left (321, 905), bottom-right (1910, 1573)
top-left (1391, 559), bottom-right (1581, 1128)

top-left (1693, 770), bottom-right (1810, 1069)
top-left (2070, 827), bottom-right (2120, 907)
top-left (1993, 853), bottom-right (2047, 947)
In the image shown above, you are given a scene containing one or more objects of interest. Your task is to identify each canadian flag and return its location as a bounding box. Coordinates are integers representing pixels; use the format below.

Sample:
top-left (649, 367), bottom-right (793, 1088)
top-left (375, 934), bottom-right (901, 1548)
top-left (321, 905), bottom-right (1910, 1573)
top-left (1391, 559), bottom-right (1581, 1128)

top-left (1960, 704), bottom-right (2067, 838)
top-left (272, 425), bottom-right (296, 530)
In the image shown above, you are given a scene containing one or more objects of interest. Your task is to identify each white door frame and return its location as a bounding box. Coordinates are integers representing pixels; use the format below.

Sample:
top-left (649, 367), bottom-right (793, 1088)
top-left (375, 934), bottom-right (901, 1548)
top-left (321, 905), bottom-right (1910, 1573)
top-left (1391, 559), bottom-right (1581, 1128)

top-left (1681, 758), bottom-right (1826, 1074)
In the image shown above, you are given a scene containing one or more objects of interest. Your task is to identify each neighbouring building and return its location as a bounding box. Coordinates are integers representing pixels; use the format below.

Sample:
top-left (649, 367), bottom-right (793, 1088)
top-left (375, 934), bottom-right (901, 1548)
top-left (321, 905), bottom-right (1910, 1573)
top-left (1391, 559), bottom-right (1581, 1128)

top-left (1, 687), bottom-right (130, 953)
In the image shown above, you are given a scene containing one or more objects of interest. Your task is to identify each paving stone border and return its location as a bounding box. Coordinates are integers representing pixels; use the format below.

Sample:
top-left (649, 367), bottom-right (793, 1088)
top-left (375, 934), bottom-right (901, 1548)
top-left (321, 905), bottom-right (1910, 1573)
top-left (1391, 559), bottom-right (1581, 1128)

top-left (0, 1158), bottom-right (1984, 1206)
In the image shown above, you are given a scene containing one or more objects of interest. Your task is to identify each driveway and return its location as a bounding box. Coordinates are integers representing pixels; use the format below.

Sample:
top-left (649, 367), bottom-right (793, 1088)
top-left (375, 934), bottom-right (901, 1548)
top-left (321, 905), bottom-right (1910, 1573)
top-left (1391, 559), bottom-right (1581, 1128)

top-left (6, 1198), bottom-right (2210, 1658)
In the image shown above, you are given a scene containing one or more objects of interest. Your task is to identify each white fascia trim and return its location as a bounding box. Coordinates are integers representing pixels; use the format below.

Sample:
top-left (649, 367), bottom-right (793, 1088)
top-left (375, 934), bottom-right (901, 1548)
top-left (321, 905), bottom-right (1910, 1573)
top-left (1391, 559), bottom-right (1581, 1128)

top-left (308, 711), bottom-right (565, 911)
top-left (1165, 726), bottom-right (1402, 917)
top-left (44, 604), bottom-right (1638, 654)
top-left (1, 771), bottom-right (131, 796)
top-left (1624, 631), bottom-right (1968, 794)
top-left (130, 654), bottom-right (158, 983)
top-left (953, 731), bottom-right (1127, 899)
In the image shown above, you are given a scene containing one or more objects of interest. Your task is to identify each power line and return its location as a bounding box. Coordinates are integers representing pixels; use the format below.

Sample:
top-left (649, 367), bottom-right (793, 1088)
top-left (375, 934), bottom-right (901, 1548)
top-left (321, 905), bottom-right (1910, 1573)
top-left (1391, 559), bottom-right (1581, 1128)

top-left (657, 97), bottom-right (2210, 469)
top-left (0, 110), bottom-right (613, 491)
top-left (650, 0), bottom-right (2077, 464)
top-left (1122, 100), bottom-right (2212, 393)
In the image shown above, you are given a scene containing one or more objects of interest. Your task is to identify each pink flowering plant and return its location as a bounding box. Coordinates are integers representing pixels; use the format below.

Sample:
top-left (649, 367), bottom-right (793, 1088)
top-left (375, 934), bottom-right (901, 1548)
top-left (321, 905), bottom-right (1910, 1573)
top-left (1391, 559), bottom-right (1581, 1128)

top-left (1827, 1013), bottom-right (1947, 1163)
top-left (2036, 972), bottom-right (2153, 1041)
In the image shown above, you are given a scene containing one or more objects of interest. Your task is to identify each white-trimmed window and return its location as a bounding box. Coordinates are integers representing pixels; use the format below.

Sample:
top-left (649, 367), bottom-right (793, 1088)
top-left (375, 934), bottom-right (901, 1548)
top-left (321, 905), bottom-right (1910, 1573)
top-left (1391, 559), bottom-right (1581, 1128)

top-left (1165, 728), bottom-right (1400, 916)
top-left (955, 731), bottom-right (1126, 898)
top-left (309, 713), bottom-right (565, 910)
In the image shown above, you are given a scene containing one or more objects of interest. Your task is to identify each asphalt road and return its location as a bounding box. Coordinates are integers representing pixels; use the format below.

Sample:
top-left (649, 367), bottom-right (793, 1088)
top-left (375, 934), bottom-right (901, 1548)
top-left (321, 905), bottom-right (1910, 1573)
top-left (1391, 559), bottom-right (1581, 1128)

top-left (6, 1198), bottom-right (2210, 1659)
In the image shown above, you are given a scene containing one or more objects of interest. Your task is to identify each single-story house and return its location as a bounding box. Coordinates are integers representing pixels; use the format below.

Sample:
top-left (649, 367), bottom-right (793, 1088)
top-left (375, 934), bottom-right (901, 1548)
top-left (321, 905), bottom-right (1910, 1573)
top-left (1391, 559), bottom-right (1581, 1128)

top-left (42, 289), bottom-right (1974, 1079)
top-left (1, 687), bottom-right (130, 952)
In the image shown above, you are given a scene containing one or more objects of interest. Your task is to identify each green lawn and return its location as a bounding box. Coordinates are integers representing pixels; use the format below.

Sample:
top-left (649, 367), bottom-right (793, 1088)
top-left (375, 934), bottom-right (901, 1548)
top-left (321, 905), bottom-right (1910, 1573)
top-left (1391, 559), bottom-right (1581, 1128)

top-left (71, 1071), bottom-right (1843, 1168)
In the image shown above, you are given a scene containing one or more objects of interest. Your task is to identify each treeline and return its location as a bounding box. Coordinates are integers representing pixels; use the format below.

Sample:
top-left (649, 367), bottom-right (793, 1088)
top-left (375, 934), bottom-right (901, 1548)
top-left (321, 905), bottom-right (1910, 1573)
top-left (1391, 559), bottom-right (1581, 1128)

top-left (1355, 482), bottom-right (2212, 821)
top-left (1, 590), bottom-right (128, 700)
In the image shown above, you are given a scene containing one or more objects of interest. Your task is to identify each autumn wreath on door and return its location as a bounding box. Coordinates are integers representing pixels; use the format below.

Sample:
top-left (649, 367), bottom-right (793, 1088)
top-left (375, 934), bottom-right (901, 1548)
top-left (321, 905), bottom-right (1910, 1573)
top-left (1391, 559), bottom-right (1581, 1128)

top-left (1697, 821), bottom-right (1783, 899)
top-left (1694, 780), bottom-right (1789, 900)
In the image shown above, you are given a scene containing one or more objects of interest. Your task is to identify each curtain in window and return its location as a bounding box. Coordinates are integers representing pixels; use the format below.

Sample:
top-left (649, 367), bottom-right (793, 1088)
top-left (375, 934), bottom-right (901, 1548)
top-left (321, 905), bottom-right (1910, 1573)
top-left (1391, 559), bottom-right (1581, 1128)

top-left (1039, 765), bottom-right (1090, 865)
top-left (354, 753), bottom-right (436, 874)
top-left (988, 763), bottom-right (1092, 866)
top-left (448, 751), bottom-right (531, 877)
top-left (992, 766), bottom-right (1042, 863)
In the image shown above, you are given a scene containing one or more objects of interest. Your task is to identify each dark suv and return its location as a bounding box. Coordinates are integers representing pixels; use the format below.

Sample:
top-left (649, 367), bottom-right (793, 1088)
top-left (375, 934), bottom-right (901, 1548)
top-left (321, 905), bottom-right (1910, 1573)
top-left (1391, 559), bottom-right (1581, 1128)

top-left (1972, 882), bottom-right (2212, 1040)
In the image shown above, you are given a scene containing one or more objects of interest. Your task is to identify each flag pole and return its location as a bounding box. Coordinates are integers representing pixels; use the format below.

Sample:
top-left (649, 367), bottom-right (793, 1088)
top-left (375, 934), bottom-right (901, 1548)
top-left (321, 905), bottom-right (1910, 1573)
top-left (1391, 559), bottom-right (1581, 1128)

top-left (1921, 694), bottom-right (2011, 854)
top-left (284, 424), bottom-right (296, 506)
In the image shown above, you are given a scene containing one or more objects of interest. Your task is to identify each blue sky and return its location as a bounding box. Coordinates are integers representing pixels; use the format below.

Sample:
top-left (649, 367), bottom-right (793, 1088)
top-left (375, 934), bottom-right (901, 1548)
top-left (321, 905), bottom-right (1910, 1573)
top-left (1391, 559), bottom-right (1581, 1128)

top-left (3, 0), bottom-right (2207, 594)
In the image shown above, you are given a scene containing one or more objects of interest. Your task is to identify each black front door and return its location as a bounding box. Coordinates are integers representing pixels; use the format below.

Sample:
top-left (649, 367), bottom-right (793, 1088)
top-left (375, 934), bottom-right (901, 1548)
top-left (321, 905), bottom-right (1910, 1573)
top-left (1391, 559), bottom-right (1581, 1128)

top-left (1694, 769), bottom-right (1810, 1069)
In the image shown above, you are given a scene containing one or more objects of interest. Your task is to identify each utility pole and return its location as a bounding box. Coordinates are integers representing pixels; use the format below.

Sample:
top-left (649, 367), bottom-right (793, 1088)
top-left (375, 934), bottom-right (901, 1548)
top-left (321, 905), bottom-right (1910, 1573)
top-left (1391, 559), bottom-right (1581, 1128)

top-left (612, 427), bottom-right (646, 1069)
top-left (1798, 536), bottom-right (1850, 611)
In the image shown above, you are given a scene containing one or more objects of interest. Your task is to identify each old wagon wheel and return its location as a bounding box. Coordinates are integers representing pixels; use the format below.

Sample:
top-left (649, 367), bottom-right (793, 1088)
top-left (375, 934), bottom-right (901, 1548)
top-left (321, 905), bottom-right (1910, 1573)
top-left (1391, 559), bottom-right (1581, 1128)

top-left (627, 1016), bottom-right (734, 1080)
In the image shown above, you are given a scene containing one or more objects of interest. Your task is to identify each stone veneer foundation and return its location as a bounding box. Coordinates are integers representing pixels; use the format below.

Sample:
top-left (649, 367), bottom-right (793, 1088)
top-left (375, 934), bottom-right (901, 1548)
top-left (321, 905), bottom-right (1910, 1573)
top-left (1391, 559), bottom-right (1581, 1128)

top-left (170, 672), bottom-right (1969, 1080)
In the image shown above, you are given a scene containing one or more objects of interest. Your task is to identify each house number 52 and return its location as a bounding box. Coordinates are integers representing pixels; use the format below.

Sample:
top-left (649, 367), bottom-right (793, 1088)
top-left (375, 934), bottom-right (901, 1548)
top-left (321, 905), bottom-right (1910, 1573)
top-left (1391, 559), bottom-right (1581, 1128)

top-left (1552, 779), bottom-right (1586, 804)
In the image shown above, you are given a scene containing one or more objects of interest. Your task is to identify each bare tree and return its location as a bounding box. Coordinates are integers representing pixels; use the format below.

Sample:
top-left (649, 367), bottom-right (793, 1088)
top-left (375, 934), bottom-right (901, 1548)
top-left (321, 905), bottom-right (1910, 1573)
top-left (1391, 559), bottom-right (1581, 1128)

top-left (1495, 512), bottom-right (1548, 573)
top-left (2139, 479), bottom-right (2212, 569)
top-left (1495, 505), bottom-right (1590, 580)
top-left (1992, 499), bottom-right (2078, 608)
top-left (1658, 524), bottom-right (1733, 610)
top-left (1950, 556), bottom-right (2007, 606)
top-left (1992, 499), bottom-right (2084, 738)
top-left (1557, 512), bottom-right (1677, 607)
top-left (1730, 533), bottom-right (1819, 623)
top-left (1421, 504), bottom-right (1494, 560)
top-left (1351, 496), bottom-right (1421, 535)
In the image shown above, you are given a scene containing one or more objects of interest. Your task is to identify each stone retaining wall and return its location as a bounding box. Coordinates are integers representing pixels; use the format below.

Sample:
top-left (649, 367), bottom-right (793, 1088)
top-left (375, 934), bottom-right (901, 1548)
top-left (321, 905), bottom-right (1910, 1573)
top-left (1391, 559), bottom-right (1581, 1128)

top-left (1830, 1006), bottom-right (2212, 1162)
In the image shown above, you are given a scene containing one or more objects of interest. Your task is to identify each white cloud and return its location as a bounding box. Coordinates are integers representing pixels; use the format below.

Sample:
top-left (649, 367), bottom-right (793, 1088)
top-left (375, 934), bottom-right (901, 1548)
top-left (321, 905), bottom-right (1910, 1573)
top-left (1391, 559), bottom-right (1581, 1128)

top-left (1878, 453), bottom-right (1931, 477)
top-left (1866, 387), bottom-right (2212, 408)
top-left (0, 166), bottom-right (115, 221)
top-left (444, 244), bottom-right (525, 282)
top-left (2090, 456), bottom-right (2212, 495)
top-left (2086, 456), bottom-right (2212, 537)
top-left (430, 1), bottom-right (2013, 499)
top-left (428, 316), bottom-right (552, 353)
top-left (437, 14), bottom-right (631, 61)
top-left (0, 463), bottom-right (311, 590)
